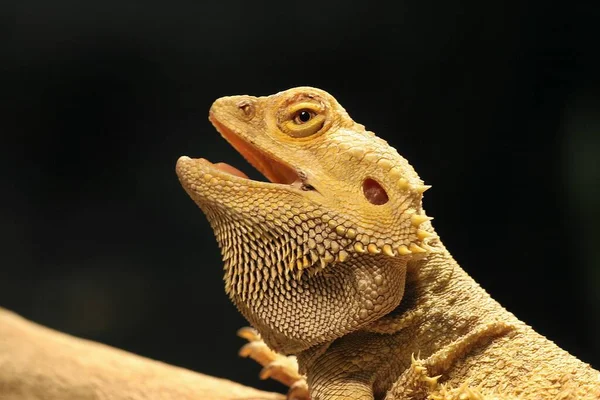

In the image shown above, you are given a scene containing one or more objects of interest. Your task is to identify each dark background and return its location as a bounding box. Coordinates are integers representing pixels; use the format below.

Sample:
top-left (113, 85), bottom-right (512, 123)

top-left (2, 0), bottom-right (599, 394)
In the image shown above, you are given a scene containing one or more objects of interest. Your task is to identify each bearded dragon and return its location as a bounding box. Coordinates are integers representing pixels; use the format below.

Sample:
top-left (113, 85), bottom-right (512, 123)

top-left (176, 87), bottom-right (600, 400)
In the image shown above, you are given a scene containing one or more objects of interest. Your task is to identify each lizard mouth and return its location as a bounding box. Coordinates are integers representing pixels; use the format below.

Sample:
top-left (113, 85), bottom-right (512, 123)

top-left (206, 113), bottom-right (301, 185)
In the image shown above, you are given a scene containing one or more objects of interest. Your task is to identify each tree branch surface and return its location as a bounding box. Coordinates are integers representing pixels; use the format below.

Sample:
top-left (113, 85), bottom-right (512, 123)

top-left (0, 307), bottom-right (284, 400)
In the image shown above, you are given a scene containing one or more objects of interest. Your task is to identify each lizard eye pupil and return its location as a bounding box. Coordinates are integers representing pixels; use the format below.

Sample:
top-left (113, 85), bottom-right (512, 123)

top-left (297, 110), bottom-right (312, 123)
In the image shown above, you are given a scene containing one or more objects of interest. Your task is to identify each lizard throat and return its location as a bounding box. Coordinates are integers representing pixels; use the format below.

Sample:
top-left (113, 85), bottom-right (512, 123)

top-left (209, 114), bottom-right (300, 186)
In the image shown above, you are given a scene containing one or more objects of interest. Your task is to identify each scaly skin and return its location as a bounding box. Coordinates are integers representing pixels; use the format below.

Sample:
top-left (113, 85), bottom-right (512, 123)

top-left (176, 87), bottom-right (600, 400)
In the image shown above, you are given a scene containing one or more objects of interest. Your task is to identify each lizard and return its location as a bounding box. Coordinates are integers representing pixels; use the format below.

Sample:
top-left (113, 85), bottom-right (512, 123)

top-left (175, 87), bottom-right (600, 400)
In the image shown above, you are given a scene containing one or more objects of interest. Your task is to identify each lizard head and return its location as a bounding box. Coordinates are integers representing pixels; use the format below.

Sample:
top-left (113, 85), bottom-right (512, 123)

top-left (177, 87), bottom-right (436, 353)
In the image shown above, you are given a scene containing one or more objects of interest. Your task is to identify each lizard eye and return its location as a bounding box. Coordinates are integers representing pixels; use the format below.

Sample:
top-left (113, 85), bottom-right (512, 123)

top-left (294, 110), bottom-right (314, 124)
top-left (279, 102), bottom-right (326, 138)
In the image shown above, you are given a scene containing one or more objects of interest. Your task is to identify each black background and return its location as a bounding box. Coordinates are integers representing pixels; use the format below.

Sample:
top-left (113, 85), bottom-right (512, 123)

top-left (2, 0), bottom-right (599, 394)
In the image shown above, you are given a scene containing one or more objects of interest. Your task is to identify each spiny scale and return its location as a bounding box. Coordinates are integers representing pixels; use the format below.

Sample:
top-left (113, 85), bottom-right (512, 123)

top-left (222, 203), bottom-right (439, 284)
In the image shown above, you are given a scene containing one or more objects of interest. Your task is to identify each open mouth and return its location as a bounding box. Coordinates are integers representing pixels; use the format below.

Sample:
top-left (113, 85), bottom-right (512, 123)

top-left (208, 113), bottom-right (301, 186)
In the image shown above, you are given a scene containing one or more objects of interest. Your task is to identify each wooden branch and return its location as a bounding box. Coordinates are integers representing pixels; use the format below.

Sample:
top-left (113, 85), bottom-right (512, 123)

top-left (0, 307), bottom-right (284, 400)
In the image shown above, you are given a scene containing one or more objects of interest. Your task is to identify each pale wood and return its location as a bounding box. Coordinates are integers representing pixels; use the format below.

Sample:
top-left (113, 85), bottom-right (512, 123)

top-left (0, 307), bottom-right (284, 400)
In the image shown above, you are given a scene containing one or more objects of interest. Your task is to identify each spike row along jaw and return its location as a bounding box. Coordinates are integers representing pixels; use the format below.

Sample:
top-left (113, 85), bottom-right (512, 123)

top-left (202, 148), bottom-right (439, 285)
top-left (214, 181), bottom-right (438, 285)
top-left (296, 181), bottom-right (438, 277)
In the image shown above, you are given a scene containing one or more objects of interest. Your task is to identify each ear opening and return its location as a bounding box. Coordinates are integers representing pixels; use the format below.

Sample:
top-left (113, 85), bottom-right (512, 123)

top-left (362, 178), bottom-right (389, 205)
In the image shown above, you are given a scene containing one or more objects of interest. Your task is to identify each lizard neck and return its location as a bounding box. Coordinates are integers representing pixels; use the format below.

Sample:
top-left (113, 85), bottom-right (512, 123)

top-left (374, 243), bottom-right (522, 396)
top-left (387, 243), bottom-right (517, 350)
top-left (296, 244), bottom-right (520, 399)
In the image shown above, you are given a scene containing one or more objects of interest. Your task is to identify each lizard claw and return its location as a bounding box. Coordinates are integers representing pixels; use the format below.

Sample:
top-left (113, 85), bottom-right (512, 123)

top-left (238, 338), bottom-right (274, 366)
top-left (237, 326), bottom-right (310, 399)
top-left (287, 379), bottom-right (310, 400)
top-left (237, 326), bottom-right (261, 342)
top-left (259, 357), bottom-right (300, 381)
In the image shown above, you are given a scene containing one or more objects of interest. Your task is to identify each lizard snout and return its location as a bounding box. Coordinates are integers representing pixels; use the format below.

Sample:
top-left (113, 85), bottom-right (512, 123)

top-left (209, 95), bottom-right (257, 121)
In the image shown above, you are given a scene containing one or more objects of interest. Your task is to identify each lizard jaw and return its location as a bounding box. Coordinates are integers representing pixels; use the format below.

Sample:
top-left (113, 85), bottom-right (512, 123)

top-left (176, 107), bottom-right (317, 194)
top-left (176, 156), bottom-right (296, 193)
top-left (207, 112), bottom-right (301, 186)
top-left (175, 107), bottom-right (315, 210)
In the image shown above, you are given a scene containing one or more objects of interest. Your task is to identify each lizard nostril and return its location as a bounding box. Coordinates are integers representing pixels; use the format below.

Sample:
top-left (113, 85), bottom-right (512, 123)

top-left (363, 178), bottom-right (388, 205)
top-left (237, 100), bottom-right (255, 118)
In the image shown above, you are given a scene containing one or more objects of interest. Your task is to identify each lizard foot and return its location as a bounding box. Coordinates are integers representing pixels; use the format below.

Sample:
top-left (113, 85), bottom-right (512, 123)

top-left (238, 327), bottom-right (310, 400)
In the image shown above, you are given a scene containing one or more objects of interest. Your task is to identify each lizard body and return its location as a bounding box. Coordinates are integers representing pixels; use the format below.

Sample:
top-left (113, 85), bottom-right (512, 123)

top-left (176, 87), bottom-right (600, 399)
